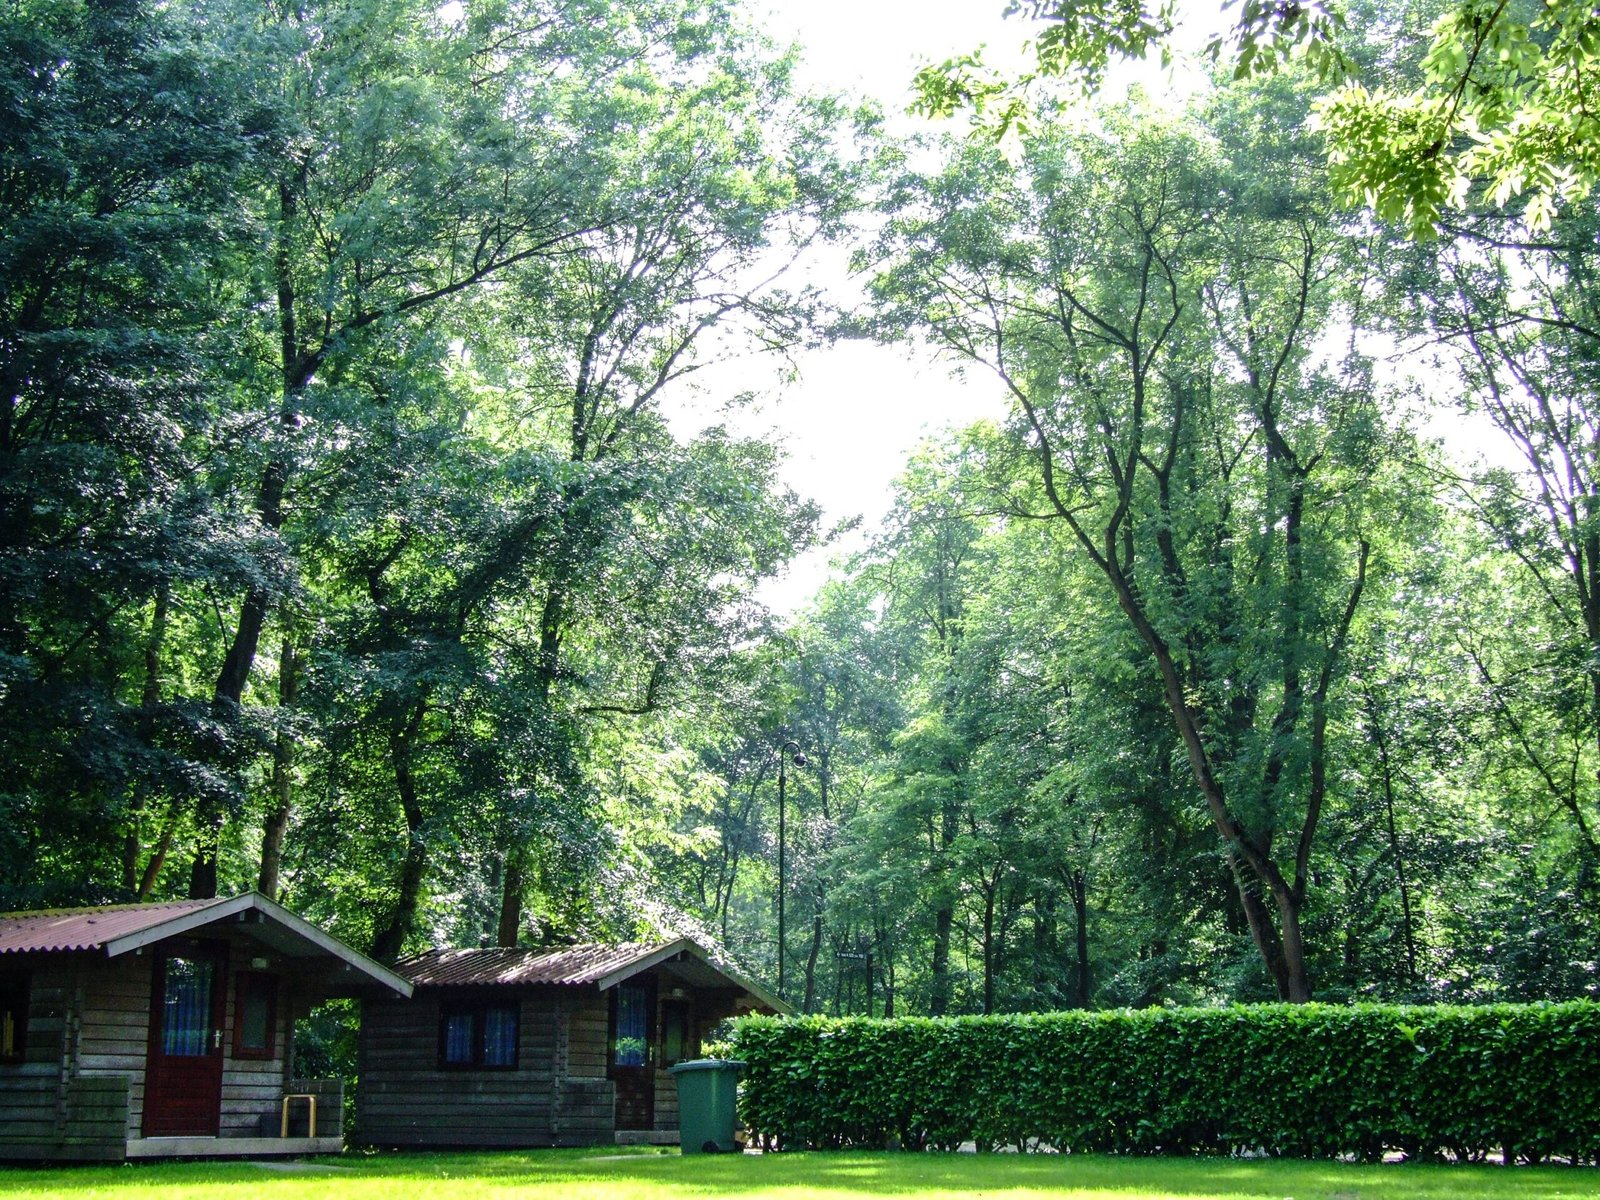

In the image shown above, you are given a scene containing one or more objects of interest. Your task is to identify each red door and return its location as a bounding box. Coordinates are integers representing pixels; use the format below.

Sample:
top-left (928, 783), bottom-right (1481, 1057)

top-left (143, 947), bottom-right (226, 1136)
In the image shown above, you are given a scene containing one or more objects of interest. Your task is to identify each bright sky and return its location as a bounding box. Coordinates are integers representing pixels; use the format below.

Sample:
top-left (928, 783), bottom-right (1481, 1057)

top-left (698, 0), bottom-right (1032, 615)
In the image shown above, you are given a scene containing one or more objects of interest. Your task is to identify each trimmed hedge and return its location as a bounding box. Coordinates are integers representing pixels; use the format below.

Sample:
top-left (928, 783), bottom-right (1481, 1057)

top-left (728, 1003), bottom-right (1600, 1162)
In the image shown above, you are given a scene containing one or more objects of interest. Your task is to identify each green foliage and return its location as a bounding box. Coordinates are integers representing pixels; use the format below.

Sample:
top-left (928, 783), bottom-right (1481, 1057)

top-left (732, 1004), bottom-right (1600, 1161)
top-left (0, 0), bottom-right (261, 907)
top-left (1316, 0), bottom-right (1600, 234)
top-left (0, 0), bottom-right (871, 961)
top-left (915, 2), bottom-right (1599, 236)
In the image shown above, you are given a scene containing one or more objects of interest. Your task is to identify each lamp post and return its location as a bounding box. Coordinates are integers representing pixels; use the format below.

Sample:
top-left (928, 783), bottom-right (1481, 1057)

top-left (775, 736), bottom-right (806, 1002)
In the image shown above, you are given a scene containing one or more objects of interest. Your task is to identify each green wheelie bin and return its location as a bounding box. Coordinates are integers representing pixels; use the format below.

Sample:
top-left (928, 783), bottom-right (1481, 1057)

top-left (668, 1058), bottom-right (745, 1154)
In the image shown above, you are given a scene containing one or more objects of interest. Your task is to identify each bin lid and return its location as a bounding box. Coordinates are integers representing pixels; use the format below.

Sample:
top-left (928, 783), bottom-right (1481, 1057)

top-left (668, 1058), bottom-right (746, 1074)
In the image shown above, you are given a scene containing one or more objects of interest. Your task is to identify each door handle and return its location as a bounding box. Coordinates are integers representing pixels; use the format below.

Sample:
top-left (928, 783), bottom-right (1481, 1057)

top-left (214, 1029), bottom-right (222, 1051)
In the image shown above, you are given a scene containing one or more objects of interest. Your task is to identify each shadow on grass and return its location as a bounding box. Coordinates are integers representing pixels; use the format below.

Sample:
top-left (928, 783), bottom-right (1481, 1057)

top-left (2, 1148), bottom-right (1596, 1199)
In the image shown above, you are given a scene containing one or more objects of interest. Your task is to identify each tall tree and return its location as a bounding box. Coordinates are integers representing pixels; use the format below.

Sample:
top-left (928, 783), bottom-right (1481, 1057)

top-left (0, 0), bottom-right (257, 907)
top-left (873, 89), bottom-right (1405, 999)
top-left (187, 0), bottom-right (644, 897)
top-left (1393, 203), bottom-right (1600, 874)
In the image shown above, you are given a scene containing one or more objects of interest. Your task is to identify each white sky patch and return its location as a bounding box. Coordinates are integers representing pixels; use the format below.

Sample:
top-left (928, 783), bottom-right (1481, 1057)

top-left (655, 0), bottom-right (1035, 615)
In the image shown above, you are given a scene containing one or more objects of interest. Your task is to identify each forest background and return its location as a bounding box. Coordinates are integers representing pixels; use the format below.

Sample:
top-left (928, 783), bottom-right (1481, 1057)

top-left (3, 0), bottom-right (1599, 1020)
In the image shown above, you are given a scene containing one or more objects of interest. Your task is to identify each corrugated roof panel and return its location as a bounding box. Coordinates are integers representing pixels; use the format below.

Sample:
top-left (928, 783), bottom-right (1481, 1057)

top-left (397, 942), bottom-right (672, 988)
top-left (0, 898), bottom-right (226, 955)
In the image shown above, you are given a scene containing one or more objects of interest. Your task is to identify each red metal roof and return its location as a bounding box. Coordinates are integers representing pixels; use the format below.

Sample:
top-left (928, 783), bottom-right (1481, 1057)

top-left (0, 894), bottom-right (412, 998)
top-left (397, 942), bottom-right (671, 988)
top-left (0, 898), bottom-right (227, 955)
top-left (395, 937), bottom-right (791, 1013)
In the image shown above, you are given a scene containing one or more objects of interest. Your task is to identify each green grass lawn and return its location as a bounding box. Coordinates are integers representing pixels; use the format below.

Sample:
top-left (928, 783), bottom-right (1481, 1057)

top-left (2, 1148), bottom-right (1598, 1200)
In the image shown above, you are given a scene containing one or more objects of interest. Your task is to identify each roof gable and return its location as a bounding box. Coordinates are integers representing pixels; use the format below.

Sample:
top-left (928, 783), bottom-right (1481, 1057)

top-left (0, 893), bottom-right (412, 998)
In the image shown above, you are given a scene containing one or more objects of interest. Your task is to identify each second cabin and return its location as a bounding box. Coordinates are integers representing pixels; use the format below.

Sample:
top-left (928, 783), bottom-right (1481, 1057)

top-left (359, 938), bottom-right (786, 1148)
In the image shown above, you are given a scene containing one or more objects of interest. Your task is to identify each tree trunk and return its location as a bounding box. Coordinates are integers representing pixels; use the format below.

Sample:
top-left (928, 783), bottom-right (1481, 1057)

top-left (929, 904), bottom-right (954, 1016)
top-left (257, 634), bottom-right (299, 899)
top-left (802, 898), bottom-right (824, 1013)
top-left (496, 848), bottom-right (526, 947)
top-left (1367, 693), bottom-right (1419, 982)
top-left (1273, 884), bottom-right (1312, 1002)
top-left (1221, 847), bottom-right (1285, 997)
top-left (136, 808), bottom-right (180, 900)
top-left (370, 699), bottom-right (428, 963)
top-left (1069, 869), bottom-right (1090, 1010)
top-left (981, 882), bottom-right (996, 1014)
top-left (124, 585), bottom-right (170, 894)
top-left (873, 913), bottom-right (896, 1018)
top-left (928, 779), bottom-right (959, 1016)
top-left (492, 583), bottom-right (567, 945)
top-left (191, 177), bottom-right (311, 899)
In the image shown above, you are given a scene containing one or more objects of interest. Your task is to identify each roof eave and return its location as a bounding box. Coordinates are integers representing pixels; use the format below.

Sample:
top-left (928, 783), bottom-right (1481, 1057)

top-left (595, 938), bottom-right (791, 1016)
top-left (98, 894), bottom-right (243, 956)
top-left (102, 893), bottom-right (413, 998)
top-left (592, 938), bottom-right (694, 992)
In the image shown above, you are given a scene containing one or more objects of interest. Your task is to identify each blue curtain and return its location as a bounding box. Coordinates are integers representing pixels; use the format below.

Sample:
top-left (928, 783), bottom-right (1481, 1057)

top-left (443, 1011), bottom-right (475, 1064)
top-left (614, 985), bottom-right (647, 1067)
top-left (161, 957), bottom-right (213, 1056)
top-left (483, 1005), bottom-right (517, 1066)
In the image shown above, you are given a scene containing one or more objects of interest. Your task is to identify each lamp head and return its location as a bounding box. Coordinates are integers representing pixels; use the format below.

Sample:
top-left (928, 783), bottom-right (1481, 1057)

top-left (792, 751), bottom-right (808, 768)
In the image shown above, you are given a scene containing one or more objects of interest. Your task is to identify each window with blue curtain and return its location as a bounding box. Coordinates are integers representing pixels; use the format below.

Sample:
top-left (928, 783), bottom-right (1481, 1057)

top-left (613, 984), bottom-right (648, 1067)
top-left (161, 957), bottom-right (214, 1057)
top-left (439, 1001), bottom-right (518, 1068)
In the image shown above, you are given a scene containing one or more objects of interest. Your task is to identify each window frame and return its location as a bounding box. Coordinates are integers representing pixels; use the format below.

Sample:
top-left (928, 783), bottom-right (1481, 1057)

top-left (437, 998), bottom-right (520, 1071)
top-left (0, 974), bottom-right (28, 1065)
top-left (232, 971), bottom-right (278, 1060)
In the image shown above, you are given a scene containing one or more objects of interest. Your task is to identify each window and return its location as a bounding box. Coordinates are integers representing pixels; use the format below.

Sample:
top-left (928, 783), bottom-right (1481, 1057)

top-left (159, 955), bottom-right (216, 1057)
top-left (438, 1000), bottom-right (518, 1069)
top-left (0, 975), bottom-right (27, 1064)
top-left (660, 1001), bottom-right (693, 1067)
top-left (609, 982), bottom-right (652, 1072)
top-left (233, 972), bottom-right (277, 1059)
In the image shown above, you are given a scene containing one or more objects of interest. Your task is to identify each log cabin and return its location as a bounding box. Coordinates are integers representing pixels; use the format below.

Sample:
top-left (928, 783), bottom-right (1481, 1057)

top-left (0, 892), bottom-right (411, 1161)
top-left (359, 938), bottom-right (787, 1148)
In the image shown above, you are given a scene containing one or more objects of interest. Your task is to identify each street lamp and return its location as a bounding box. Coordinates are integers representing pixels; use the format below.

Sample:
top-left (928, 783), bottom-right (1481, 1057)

top-left (775, 736), bottom-right (806, 1002)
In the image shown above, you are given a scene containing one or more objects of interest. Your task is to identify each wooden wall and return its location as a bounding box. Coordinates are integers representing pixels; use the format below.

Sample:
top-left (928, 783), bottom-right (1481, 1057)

top-left (653, 1065), bottom-right (680, 1135)
top-left (359, 973), bottom-right (753, 1148)
top-left (359, 990), bottom-right (570, 1147)
top-left (650, 990), bottom-right (737, 1135)
top-left (72, 950), bottom-right (148, 1142)
top-left (67, 932), bottom-right (301, 1141)
top-left (214, 936), bottom-right (293, 1138)
top-left (557, 990), bottom-right (614, 1145)
top-left (283, 1076), bottom-right (344, 1137)
top-left (0, 962), bottom-right (128, 1161)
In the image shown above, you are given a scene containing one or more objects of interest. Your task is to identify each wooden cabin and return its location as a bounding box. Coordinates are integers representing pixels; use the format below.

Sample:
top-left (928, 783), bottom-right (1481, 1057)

top-left (359, 938), bottom-right (787, 1148)
top-left (0, 892), bottom-right (411, 1161)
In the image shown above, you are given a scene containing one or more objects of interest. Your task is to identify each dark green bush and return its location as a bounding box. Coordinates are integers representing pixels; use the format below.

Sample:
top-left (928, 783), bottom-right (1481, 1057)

top-left (729, 1003), bottom-right (1600, 1162)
